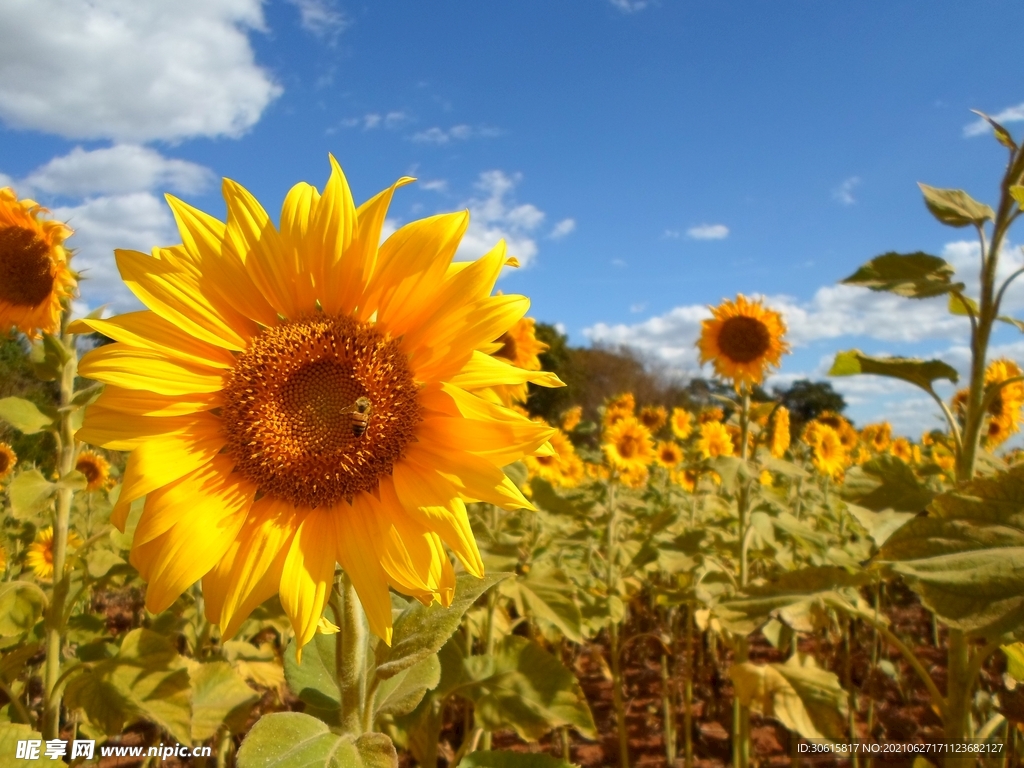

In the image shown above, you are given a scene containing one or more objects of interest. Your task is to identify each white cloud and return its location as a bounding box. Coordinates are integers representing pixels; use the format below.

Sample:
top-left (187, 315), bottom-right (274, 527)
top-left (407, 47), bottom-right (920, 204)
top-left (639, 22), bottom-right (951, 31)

top-left (340, 111), bottom-right (407, 131)
top-left (0, 0), bottom-right (281, 143)
top-left (609, 0), bottom-right (649, 12)
top-left (612, 258), bottom-right (627, 267)
top-left (630, 303), bottom-right (646, 313)
top-left (964, 103), bottom-right (1024, 138)
top-left (18, 145), bottom-right (214, 197)
top-left (419, 179), bottom-right (448, 192)
top-left (287, 0), bottom-right (350, 40)
top-left (663, 229), bottom-right (681, 239)
top-left (455, 171), bottom-right (546, 267)
top-left (549, 218), bottom-right (576, 239)
top-left (411, 124), bottom-right (500, 144)
top-left (833, 176), bottom-right (861, 205)
top-left (687, 223), bottom-right (729, 240)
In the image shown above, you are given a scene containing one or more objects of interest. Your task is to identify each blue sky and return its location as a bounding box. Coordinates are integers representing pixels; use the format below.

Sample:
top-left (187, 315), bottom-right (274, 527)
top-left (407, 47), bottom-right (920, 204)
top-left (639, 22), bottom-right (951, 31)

top-left (2, 0), bottom-right (1023, 436)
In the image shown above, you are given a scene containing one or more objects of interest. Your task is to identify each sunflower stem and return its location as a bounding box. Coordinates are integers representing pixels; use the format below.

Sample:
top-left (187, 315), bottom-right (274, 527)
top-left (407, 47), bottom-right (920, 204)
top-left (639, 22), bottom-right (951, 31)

top-left (733, 386), bottom-right (752, 768)
top-left (42, 329), bottom-right (78, 741)
top-left (337, 570), bottom-right (369, 736)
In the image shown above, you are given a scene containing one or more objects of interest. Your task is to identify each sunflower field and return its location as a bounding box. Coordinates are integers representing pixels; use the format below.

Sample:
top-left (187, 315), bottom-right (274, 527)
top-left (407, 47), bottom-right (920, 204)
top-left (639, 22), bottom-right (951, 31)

top-left (1, 119), bottom-right (1024, 768)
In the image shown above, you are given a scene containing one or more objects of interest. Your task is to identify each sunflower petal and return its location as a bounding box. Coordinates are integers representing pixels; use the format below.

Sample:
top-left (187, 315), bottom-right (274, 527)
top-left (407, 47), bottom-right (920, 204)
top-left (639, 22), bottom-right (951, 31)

top-left (79, 344), bottom-right (224, 396)
top-left (336, 495), bottom-right (395, 644)
top-left (77, 407), bottom-right (214, 451)
top-left (280, 507), bottom-right (338, 653)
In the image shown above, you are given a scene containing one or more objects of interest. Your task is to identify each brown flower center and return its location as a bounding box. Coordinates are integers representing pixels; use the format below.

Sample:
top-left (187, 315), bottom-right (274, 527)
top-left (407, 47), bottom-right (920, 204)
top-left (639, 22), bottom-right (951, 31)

top-left (76, 459), bottom-right (100, 484)
top-left (494, 331), bottom-right (518, 364)
top-left (717, 316), bottom-right (771, 364)
top-left (0, 226), bottom-right (55, 307)
top-left (617, 434), bottom-right (641, 459)
top-left (0, 451), bottom-right (11, 475)
top-left (221, 315), bottom-right (420, 508)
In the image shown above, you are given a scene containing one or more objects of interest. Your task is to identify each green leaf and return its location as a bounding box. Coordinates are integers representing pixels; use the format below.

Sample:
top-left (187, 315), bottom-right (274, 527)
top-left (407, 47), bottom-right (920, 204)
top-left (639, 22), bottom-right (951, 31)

top-left (840, 454), bottom-right (937, 513)
top-left (284, 631), bottom-right (342, 717)
top-left (878, 465), bottom-right (1024, 638)
top-left (444, 636), bottom-right (597, 741)
top-left (948, 292), bottom-right (979, 316)
top-left (7, 469), bottom-right (57, 520)
top-left (0, 582), bottom-right (46, 638)
top-left (918, 183), bottom-right (995, 228)
top-left (1002, 643), bottom-right (1024, 682)
top-left (998, 315), bottom-right (1024, 333)
top-left (829, 350), bottom-right (958, 395)
top-left (0, 643), bottom-right (42, 684)
top-left (971, 110), bottom-right (1018, 151)
top-left (191, 660), bottom-right (259, 742)
top-left (85, 549), bottom-right (127, 579)
top-left (372, 653), bottom-right (440, 720)
top-left (237, 713), bottom-right (397, 768)
top-left (64, 628), bottom-right (191, 743)
top-left (840, 251), bottom-right (963, 299)
top-left (1011, 185), bottom-right (1024, 210)
top-left (0, 397), bottom-right (53, 435)
top-left (460, 752), bottom-right (580, 768)
top-left (374, 571), bottom-right (511, 680)
top-left (0, 724), bottom-right (52, 765)
top-left (845, 504), bottom-right (914, 547)
top-left (730, 654), bottom-right (847, 740)
top-left (511, 566), bottom-right (584, 644)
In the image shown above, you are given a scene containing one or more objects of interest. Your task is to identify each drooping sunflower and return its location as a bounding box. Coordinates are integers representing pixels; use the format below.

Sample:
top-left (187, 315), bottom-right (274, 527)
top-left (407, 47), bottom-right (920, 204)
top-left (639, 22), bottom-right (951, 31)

top-left (639, 405), bottom-right (667, 433)
top-left (72, 157), bottom-right (561, 650)
top-left (769, 406), bottom-right (790, 458)
top-left (811, 425), bottom-right (846, 480)
top-left (487, 316), bottom-right (549, 405)
top-left (561, 406), bottom-right (582, 432)
top-left (697, 294), bottom-right (790, 390)
top-left (27, 526), bottom-right (84, 579)
top-left (654, 440), bottom-right (683, 469)
top-left (670, 407), bottom-right (693, 440)
top-left (602, 417), bottom-right (654, 473)
top-left (0, 188), bottom-right (76, 338)
top-left (0, 442), bottom-right (16, 484)
top-left (75, 450), bottom-right (111, 491)
top-left (697, 421), bottom-right (734, 459)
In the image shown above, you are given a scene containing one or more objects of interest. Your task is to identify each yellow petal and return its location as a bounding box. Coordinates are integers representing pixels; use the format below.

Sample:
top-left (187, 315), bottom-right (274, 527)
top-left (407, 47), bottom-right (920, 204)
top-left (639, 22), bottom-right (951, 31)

top-left (77, 407), bottom-right (213, 450)
top-left (450, 351), bottom-right (564, 391)
top-left (406, 442), bottom-right (534, 512)
top-left (279, 181), bottom-right (320, 309)
top-left (93, 385), bottom-right (219, 417)
top-left (311, 156), bottom-right (357, 313)
top-left (417, 413), bottom-right (554, 467)
top-left (336, 495), bottom-right (396, 644)
top-left (79, 344), bottom-right (224, 396)
top-left (279, 507), bottom-right (338, 653)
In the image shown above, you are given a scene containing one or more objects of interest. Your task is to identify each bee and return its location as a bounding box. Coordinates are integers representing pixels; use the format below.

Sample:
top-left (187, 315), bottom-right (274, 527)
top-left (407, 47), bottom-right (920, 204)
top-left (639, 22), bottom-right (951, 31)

top-left (342, 396), bottom-right (373, 438)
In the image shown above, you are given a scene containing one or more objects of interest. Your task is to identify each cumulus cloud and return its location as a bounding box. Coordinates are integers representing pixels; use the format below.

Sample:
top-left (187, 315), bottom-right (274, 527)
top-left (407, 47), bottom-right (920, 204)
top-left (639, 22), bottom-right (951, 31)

top-left (411, 124), bottom-right (500, 144)
top-left (287, 0), bottom-right (350, 40)
top-left (17, 145), bottom-right (214, 198)
top-left (687, 223), bottom-right (729, 240)
top-left (341, 111), bottom-right (406, 131)
top-left (455, 171), bottom-right (547, 267)
top-left (833, 176), bottom-right (860, 205)
top-left (549, 218), bottom-right (576, 239)
top-left (0, 0), bottom-right (281, 142)
top-left (419, 179), bottom-right (447, 192)
top-left (964, 103), bottom-right (1024, 138)
top-left (663, 229), bottom-right (681, 239)
top-left (609, 0), bottom-right (649, 12)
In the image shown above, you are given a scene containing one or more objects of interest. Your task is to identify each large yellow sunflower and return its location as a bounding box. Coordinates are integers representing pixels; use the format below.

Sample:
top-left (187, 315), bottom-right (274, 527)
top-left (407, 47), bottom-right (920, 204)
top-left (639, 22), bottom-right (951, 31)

top-left (638, 405), bottom-right (667, 433)
top-left (697, 294), bottom-right (789, 389)
top-left (602, 417), bottom-right (654, 473)
top-left (0, 188), bottom-right (76, 338)
top-left (27, 526), bottom-right (84, 580)
top-left (0, 442), bottom-right (16, 484)
top-left (72, 157), bottom-right (561, 650)
top-left (670, 407), bottom-right (693, 440)
top-left (811, 425), bottom-right (846, 480)
top-left (697, 421), bottom-right (734, 459)
top-left (75, 450), bottom-right (111, 491)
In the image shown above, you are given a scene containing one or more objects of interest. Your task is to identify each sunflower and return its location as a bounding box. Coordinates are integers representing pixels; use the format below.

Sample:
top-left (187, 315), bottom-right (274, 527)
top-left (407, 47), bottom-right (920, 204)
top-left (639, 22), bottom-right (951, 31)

top-left (860, 422), bottom-right (892, 453)
top-left (932, 445), bottom-right (956, 472)
top-left (984, 358), bottom-right (1024, 447)
top-left (602, 417), bottom-right (655, 473)
top-left (75, 450), bottom-right (111, 491)
top-left (0, 188), bottom-right (76, 338)
top-left (619, 464), bottom-right (649, 489)
top-left (769, 407), bottom-right (790, 458)
top-left (818, 411), bottom-right (858, 451)
top-left (27, 526), bottom-right (84, 579)
top-left (697, 421), bottom-right (734, 459)
top-left (811, 425), bottom-right (846, 480)
top-left (561, 406), bottom-right (582, 432)
top-left (671, 468), bottom-right (698, 493)
top-left (603, 393), bottom-right (635, 429)
top-left (525, 429), bottom-right (579, 488)
top-left (697, 294), bottom-right (790, 389)
top-left (699, 407), bottom-right (724, 424)
top-left (72, 157), bottom-right (561, 650)
top-left (670, 407), bottom-right (693, 440)
top-left (488, 316), bottom-right (549, 405)
top-left (0, 442), bottom-right (16, 484)
top-left (639, 405), bottom-right (667, 433)
top-left (890, 437), bottom-right (913, 463)
top-left (759, 469), bottom-right (773, 487)
top-left (654, 440), bottom-right (683, 469)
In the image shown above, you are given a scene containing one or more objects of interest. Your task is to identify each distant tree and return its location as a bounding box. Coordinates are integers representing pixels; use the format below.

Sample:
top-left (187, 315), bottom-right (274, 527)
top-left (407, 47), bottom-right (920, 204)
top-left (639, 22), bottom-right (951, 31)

top-left (772, 379), bottom-right (847, 435)
top-left (525, 323), bottom-right (574, 424)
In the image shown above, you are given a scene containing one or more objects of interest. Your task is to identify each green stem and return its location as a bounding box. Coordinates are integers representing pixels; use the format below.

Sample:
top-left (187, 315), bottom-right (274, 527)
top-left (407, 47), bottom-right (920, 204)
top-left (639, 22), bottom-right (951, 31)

top-left (684, 605), bottom-right (694, 768)
top-left (42, 331), bottom-right (77, 741)
top-left (337, 571), bottom-right (368, 735)
top-left (844, 618), bottom-right (859, 768)
top-left (944, 629), bottom-right (972, 768)
top-left (661, 649), bottom-right (675, 763)
top-left (610, 619), bottom-right (630, 768)
top-left (0, 679), bottom-right (32, 726)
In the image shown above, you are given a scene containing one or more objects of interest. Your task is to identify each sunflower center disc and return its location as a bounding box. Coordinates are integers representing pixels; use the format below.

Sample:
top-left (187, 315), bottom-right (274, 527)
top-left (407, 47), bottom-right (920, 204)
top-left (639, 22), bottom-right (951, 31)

top-left (717, 315), bottom-right (772, 364)
top-left (222, 315), bottom-right (420, 508)
top-left (77, 460), bottom-right (100, 484)
top-left (0, 226), bottom-right (55, 307)
top-left (494, 331), bottom-right (518, 363)
top-left (617, 435), bottom-right (641, 459)
top-left (0, 452), bottom-right (10, 474)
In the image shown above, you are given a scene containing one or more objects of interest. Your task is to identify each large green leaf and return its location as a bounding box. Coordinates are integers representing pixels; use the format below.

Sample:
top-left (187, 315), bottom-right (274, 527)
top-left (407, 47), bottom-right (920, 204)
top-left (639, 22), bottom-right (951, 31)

top-left (730, 654), bottom-right (847, 740)
top-left (509, 566), bottom-right (584, 644)
top-left (284, 630), bottom-right (344, 721)
top-left (0, 724), bottom-right (52, 765)
top-left (840, 251), bottom-right (963, 299)
top-left (0, 582), bottom-right (46, 637)
top-left (845, 504), bottom-right (914, 547)
top-left (190, 661), bottom-right (259, 742)
top-left (372, 653), bottom-right (440, 720)
top-left (7, 470), bottom-right (57, 519)
top-left (878, 465), bottom-right (1024, 638)
top-left (237, 713), bottom-right (397, 768)
top-left (840, 454), bottom-right (937, 513)
top-left (444, 636), bottom-right (597, 741)
top-left (0, 397), bottom-right (53, 435)
top-left (64, 628), bottom-right (191, 743)
top-left (461, 752), bottom-right (580, 768)
top-left (829, 350), bottom-right (958, 395)
top-left (374, 571), bottom-right (511, 680)
top-left (918, 183), bottom-right (994, 228)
